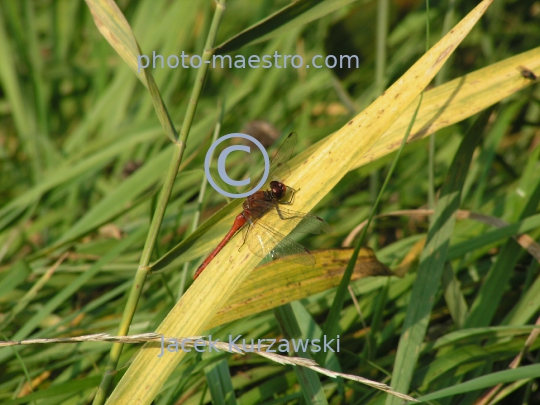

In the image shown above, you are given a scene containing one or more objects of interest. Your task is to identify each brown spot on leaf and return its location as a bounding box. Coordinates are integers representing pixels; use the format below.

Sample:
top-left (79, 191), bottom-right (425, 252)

top-left (436, 45), bottom-right (453, 64)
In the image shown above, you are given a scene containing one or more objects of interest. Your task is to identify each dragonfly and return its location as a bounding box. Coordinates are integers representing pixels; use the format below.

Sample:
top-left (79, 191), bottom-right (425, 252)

top-left (194, 132), bottom-right (331, 279)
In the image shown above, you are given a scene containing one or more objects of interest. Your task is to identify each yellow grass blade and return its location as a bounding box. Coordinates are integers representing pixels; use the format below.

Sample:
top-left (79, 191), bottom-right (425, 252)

top-left (149, 44), bottom-right (540, 276)
top-left (353, 46), bottom-right (540, 169)
top-left (207, 248), bottom-right (392, 329)
top-left (106, 1), bottom-right (493, 403)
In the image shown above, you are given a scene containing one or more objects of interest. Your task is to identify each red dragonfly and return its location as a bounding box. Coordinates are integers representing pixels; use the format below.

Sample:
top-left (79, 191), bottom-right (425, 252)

top-left (194, 132), bottom-right (331, 279)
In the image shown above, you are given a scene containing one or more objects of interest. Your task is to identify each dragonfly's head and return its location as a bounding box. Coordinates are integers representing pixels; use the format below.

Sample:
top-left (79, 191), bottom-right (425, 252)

top-left (270, 181), bottom-right (287, 200)
top-left (270, 180), bottom-right (295, 203)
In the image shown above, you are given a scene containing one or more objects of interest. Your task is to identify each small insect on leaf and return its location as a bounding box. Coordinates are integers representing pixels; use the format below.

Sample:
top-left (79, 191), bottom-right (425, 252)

top-left (518, 66), bottom-right (537, 81)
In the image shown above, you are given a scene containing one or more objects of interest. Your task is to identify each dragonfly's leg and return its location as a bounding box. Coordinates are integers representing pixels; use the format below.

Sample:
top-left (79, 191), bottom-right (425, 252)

top-left (275, 205), bottom-right (287, 220)
top-left (275, 204), bottom-right (302, 221)
top-left (281, 186), bottom-right (297, 205)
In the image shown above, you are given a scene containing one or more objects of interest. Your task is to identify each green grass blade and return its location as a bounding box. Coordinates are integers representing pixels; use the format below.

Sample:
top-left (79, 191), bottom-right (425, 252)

top-left (84, 0), bottom-right (178, 141)
top-left (215, 0), bottom-right (358, 54)
top-left (275, 304), bottom-right (328, 405)
top-left (386, 108), bottom-right (493, 405)
top-left (416, 364), bottom-right (540, 402)
top-left (0, 228), bottom-right (146, 364)
top-left (203, 350), bottom-right (238, 405)
top-left (465, 177), bottom-right (540, 327)
top-left (1, 377), bottom-right (102, 405)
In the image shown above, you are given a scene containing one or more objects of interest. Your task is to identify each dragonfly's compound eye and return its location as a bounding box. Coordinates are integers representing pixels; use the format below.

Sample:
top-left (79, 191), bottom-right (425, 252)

top-left (270, 181), bottom-right (286, 199)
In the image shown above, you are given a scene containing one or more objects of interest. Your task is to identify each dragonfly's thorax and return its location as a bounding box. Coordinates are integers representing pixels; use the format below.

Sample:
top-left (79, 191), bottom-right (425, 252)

top-left (242, 181), bottom-right (288, 221)
top-left (243, 190), bottom-right (274, 215)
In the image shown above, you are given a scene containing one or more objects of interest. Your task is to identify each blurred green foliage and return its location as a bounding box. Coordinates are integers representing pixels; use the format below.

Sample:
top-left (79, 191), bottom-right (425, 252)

top-left (1, 0), bottom-right (540, 404)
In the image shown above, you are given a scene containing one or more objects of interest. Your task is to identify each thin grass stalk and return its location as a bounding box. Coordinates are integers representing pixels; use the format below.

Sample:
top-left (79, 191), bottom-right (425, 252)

top-left (426, 0), bottom-right (438, 210)
top-left (178, 101), bottom-right (224, 299)
top-left (316, 94), bottom-right (424, 367)
top-left (430, 0), bottom-right (460, 336)
top-left (1, 333), bottom-right (36, 404)
top-left (363, 0), bottom-right (390, 358)
top-left (428, 0), bottom-right (454, 210)
top-left (436, 0), bottom-right (456, 86)
top-left (375, 0), bottom-right (388, 96)
top-left (0, 253), bottom-right (66, 330)
top-left (23, 1), bottom-right (49, 142)
top-left (92, 2), bottom-right (227, 404)
top-left (369, 0), bottom-right (389, 217)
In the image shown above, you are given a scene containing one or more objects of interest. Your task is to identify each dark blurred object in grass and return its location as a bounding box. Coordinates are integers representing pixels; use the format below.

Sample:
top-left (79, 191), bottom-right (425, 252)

top-left (240, 120), bottom-right (280, 148)
top-left (518, 65), bottom-right (537, 80)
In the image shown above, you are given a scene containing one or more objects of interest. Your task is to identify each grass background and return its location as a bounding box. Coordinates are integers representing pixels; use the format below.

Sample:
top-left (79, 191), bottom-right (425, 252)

top-left (1, 0), bottom-right (540, 404)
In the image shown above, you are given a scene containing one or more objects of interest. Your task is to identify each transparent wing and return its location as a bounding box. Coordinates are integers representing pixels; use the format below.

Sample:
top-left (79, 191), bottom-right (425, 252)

top-left (242, 198), bottom-right (331, 235)
top-left (242, 219), bottom-right (316, 266)
top-left (253, 132), bottom-right (297, 186)
top-left (268, 132), bottom-right (296, 180)
top-left (266, 205), bottom-right (332, 234)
